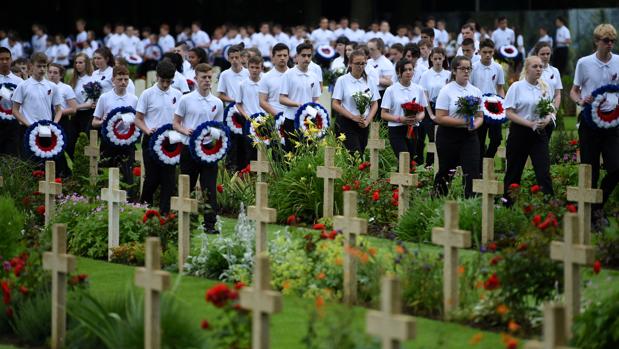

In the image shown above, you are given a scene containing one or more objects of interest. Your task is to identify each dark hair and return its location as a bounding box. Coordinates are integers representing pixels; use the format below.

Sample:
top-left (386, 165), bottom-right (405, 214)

top-left (48, 63), bottom-right (65, 77)
top-left (497, 16), bottom-right (507, 22)
top-left (395, 58), bottom-right (414, 77)
top-left (94, 47), bottom-right (114, 67)
top-left (162, 52), bottom-right (183, 73)
top-left (532, 41), bottom-right (552, 56)
top-left (156, 60), bottom-right (176, 79)
top-left (479, 38), bottom-right (495, 50)
top-left (346, 49), bottom-right (368, 81)
top-left (390, 43), bottom-right (404, 54)
top-left (0, 47), bottom-right (10, 56)
top-left (296, 42), bottom-right (313, 55)
top-left (343, 41), bottom-right (358, 67)
top-left (429, 47), bottom-right (449, 70)
top-left (461, 23), bottom-right (475, 32)
top-left (449, 55), bottom-right (471, 81)
top-left (189, 47), bottom-right (208, 64)
top-left (195, 63), bottom-right (212, 74)
top-left (418, 38), bottom-right (432, 48)
top-left (335, 36), bottom-right (350, 45)
top-left (248, 55), bottom-right (264, 66)
top-left (272, 43), bottom-right (289, 56)
top-left (31, 52), bottom-right (48, 65)
top-left (112, 65), bottom-right (129, 77)
top-left (368, 37), bottom-right (385, 51)
top-left (227, 44), bottom-right (243, 56)
top-left (403, 43), bottom-right (420, 59)
top-left (556, 16), bottom-right (567, 26)
top-left (461, 38), bottom-right (475, 47)
top-left (421, 27), bottom-right (435, 38)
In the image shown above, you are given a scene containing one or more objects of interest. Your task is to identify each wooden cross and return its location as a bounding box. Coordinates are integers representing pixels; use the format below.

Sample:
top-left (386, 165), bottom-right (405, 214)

top-left (316, 146), bottom-right (342, 218)
top-left (101, 168), bottom-right (127, 260)
top-left (389, 152), bottom-right (418, 218)
top-left (550, 213), bottom-right (595, 339)
top-left (472, 158), bottom-right (503, 244)
top-left (431, 201), bottom-right (471, 317)
top-left (524, 302), bottom-right (577, 349)
top-left (248, 182), bottom-right (276, 254)
top-left (250, 146), bottom-right (270, 182)
top-left (366, 122), bottom-right (385, 180)
top-left (496, 146), bottom-right (506, 171)
top-left (135, 237), bottom-right (171, 349)
top-left (84, 130), bottom-right (100, 185)
top-left (366, 275), bottom-right (416, 349)
top-left (135, 149), bottom-right (145, 195)
top-left (426, 142), bottom-right (439, 176)
top-left (42, 224), bottom-right (76, 349)
top-left (0, 175), bottom-right (3, 187)
top-left (240, 252), bottom-right (283, 349)
top-left (567, 164), bottom-right (602, 244)
top-left (39, 161), bottom-right (62, 226)
top-left (333, 191), bottom-right (367, 305)
top-left (171, 175), bottom-right (198, 272)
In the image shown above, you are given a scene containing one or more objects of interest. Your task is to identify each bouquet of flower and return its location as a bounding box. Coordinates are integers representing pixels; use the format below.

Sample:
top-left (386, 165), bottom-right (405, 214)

top-left (82, 81), bottom-right (102, 102)
top-left (456, 95), bottom-right (481, 130)
top-left (535, 98), bottom-right (555, 119)
top-left (352, 89), bottom-right (372, 117)
top-left (324, 67), bottom-right (346, 88)
top-left (401, 99), bottom-right (424, 139)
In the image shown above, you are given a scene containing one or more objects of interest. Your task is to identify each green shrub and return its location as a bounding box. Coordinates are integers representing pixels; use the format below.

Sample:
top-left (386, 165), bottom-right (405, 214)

top-left (0, 156), bottom-right (38, 211)
top-left (396, 245), bottom-right (444, 317)
top-left (216, 164), bottom-right (255, 215)
top-left (572, 288), bottom-right (619, 349)
top-left (10, 289), bottom-right (51, 346)
top-left (594, 218), bottom-right (619, 268)
top-left (0, 196), bottom-right (25, 257)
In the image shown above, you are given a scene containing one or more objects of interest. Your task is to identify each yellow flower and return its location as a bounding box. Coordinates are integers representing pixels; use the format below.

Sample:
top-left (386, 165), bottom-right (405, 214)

top-left (251, 120), bottom-right (261, 130)
top-left (469, 333), bottom-right (484, 345)
top-left (338, 133), bottom-right (346, 141)
top-left (282, 280), bottom-right (291, 290)
top-left (284, 152), bottom-right (294, 161)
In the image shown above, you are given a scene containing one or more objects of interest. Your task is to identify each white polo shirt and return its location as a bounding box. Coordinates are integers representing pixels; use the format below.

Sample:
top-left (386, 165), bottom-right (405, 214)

top-left (106, 34), bottom-right (125, 56)
top-left (259, 67), bottom-right (288, 114)
top-left (31, 34), bottom-right (47, 53)
top-left (172, 71), bottom-right (190, 94)
top-left (279, 66), bottom-right (321, 120)
top-left (574, 53), bottom-right (619, 99)
top-left (136, 84), bottom-right (182, 129)
top-left (0, 72), bottom-right (23, 115)
top-left (471, 61), bottom-right (505, 95)
top-left (175, 90), bottom-right (224, 130)
top-left (73, 74), bottom-right (93, 106)
top-left (381, 81), bottom-right (427, 127)
top-left (309, 61), bottom-right (324, 84)
top-left (158, 34), bottom-right (175, 53)
top-left (392, 35), bottom-right (410, 46)
top-left (54, 44), bottom-right (71, 66)
top-left (56, 82), bottom-right (77, 110)
top-left (368, 55), bottom-right (395, 91)
top-left (310, 29), bottom-right (335, 47)
top-left (491, 28), bottom-right (515, 48)
top-left (555, 26), bottom-right (571, 47)
top-left (217, 67), bottom-right (249, 101)
top-left (191, 30), bottom-right (211, 47)
top-left (332, 73), bottom-right (380, 118)
top-left (364, 31), bottom-right (381, 43)
top-left (92, 66), bottom-right (114, 93)
top-left (380, 32), bottom-right (396, 47)
top-left (76, 31), bottom-right (87, 45)
top-left (347, 29), bottom-right (366, 43)
top-left (93, 90), bottom-right (138, 120)
top-left (330, 56), bottom-right (345, 71)
top-left (412, 64), bottom-right (428, 85)
top-left (252, 33), bottom-right (276, 57)
top-left (419, 68), bottom-right (451, 103)
top-left (435, 81), bottom-right (482, 120)
top-left (11, 78), bottom-right (63, 124)
top-left (237, 77), bottom-right (264, 116)
top-left (541, 65), bottom-right (563, 97)
top-left (504, 80), bottom-right (552, 121)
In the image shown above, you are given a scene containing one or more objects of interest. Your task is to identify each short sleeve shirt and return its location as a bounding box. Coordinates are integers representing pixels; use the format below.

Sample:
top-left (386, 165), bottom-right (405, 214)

top-left (471, 61), bottom-right (505, 95)
top-left (504, 80), bottom-right (551, 121)
top-left (541, 65), bottom-right (563, 97)
top-left (279, 66), bottom-right (321, 120)
top-left (217, 68), bottom-right (249, 101)
top-left (92, 66), bottom-right (114, 93)
top-left (367, 55), bottom-right (396, 91)
top-left (259, 68), bottom-right (288, 114)
top-left (11, 78), bottom-right (63, 124)
top-left (435, 81), bottom-right (482, 120)
top-left (573, 53), bottom-right (619, 99)
top-left (93, 90), bottom-right (138, 120)
top-left (332, 73), bottom-right (380, 117)
top-left (136, 85), bottom-right (183, 129)
top-left (419, 68), bottom-right (451, 103)
top-left (237, 78), bottom-right (264, 116)
top-left (57, 82), bottom-right (77, 110)
top-left (381, 82), bottom-right (427, 127)
top-left (174, 90), bottom-right (224, 130)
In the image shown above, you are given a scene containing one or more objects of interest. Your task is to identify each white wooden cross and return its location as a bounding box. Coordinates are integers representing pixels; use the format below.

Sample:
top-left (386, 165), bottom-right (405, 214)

top-left (251, 146), bottom-right (270, 182)
top-left (426, 142), bottom-right (438, 176)
top-left (431, 201), bottom-right (471, 317)
top-left (524, 302), bottom-right (577, 349)
top-left (171, 174), bottom-right (198, 272)
top-left (240, 252), bottom-right (283, 349)
top-left (316, 146), bottom-right (342, 218)
top-left (366, 275), bottom-right (416, 349)
top-left (43, 224), bottom-right (76, 349)
top-left (333, 191), bottom-right (367, 305)
top-left (101, 168), bottom-right (127, 260)
top-left (550, 212), bottom-right (595, 339)
top-left (84, 130), bottom-right (100, 185)
top-left (0, 175), bottom-right (3, 187)
top-left (472, 158), bottom-right (503, 244)
top-left (567, 164), bottom-right (602, 244)
top-left (366, 122), bottom-right (385, 180)
top-left (135, 237), bottom-right (171, 349)
top-left (390, 152), bottom-right (418, 218)
top-left (496, 146), bottom-right (506, 171)
top-left (135, 149), bottom-right (145, 195)
top-left (248, 182), bottom-right (276, 254)
top-left (39, 161), bottom-right (62, 226)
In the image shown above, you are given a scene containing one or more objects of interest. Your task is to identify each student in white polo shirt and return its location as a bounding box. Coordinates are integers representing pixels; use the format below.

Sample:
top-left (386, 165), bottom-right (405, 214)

top-left (92, 47), bottom-right (115, 93)
top-left (459, 38), bottom-right (480, 65)
top-left (158, 24), bottom-right (176, 53)
top-left (0, 47), bottom-right (24, 157)
top-left (532, 41), bottom-right (562, 140)
top-left (134, 61), bottom-right (182, 215)
top-left (173, 63), bottom-right (224, 234)
top-left (191, 22), bottom-right (211, 50)
top-left (162, 52), bottom-right (190, 94)
top-left (252, 23), bottom-right (276, 61)
top-left (434, 56), bottom-right (483, 198)
top-left (367, 38), bottom-right (395, 97)
top-left (48, 63), bottom-right (77, 176)
top-left (471, 39), bottom-right (505, 163)
top-left (570, 24), bottom-right (619, 215)
top-left (491, 16), bottom-right (515, 49)
top-left (11, 52), bottom-right (63, 166)
top-left (553, 16), bottom-right (571, 74)
top-left (279, 42), bottom-right (321, 153)
top-left (236, 55), bottom-right (265, 163)
top-left (310, 18), bottom-right (335, 47)
top-left (332, 49), bottom-right (379, 155)
top-left (91, 65), bottom-right (138, 196)
top-left (347, 20), bottom-right (366, 43)
top-left (503, 56), bottom-right (554, 202)
top-left (259, 43), bottom-right (289, 116)
top-left (381, 59), bottom-right (427, 168)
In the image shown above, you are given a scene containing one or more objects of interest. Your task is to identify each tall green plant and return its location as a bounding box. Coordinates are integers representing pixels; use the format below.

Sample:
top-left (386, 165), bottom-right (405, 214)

top-left (0, 196), bottom-right (25, 256)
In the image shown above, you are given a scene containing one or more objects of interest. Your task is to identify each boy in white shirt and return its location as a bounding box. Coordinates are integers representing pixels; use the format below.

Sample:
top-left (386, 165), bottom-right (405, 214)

top-left (236, 55), bottom-right (265, 163)
top-left (367, 38), bottom-right (395, 95)
top-left (252, 23), bottom-right (276, 60)
top-left (259, 43), bottom-right (289, 116)
top-left (173, 64), bottom-right (224, 234)
top-left (0, 47), bottom-right (23, 156)
top-left (310, 18), bottom-right (335, 47)
top-left (491, 16), bottom-right (515, 49)
top-left (191, 22), bottom-right (211, 50)
top-left (347, 20), bottom-right (365, 43)
top-left (158, 24), bottom-right (176, 53)
top-left (47, 63), bottom-right (77, 176)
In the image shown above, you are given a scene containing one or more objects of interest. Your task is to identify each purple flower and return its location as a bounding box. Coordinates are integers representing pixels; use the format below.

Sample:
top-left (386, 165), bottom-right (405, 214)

top-left (3, 261), bottom-right (11, 271)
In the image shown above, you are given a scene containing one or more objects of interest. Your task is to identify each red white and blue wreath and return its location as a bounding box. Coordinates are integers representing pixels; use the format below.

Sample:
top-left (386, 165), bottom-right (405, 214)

top-left (583, 84), bottom-right (619, 129)
top-left (498, 45), bottom-right (519, 60)
top-left (148, 124), bottom-right (183, 166)
top-left (224, 102), bottom-right (245, 135)
top-left (188, 121), bottom-right (231, 163)
top-left (0, 83), bottom-right (17, 122)
top-left (315, 45), bottom-right (337, 62)
top-left (294, 102), bottom-right (330, 139)
top-left (481, 93), bottom-right (507, 125)
top-left (23, 120), bottom-right (66, 160)
top-left (124, 54), bottom-right (143, 65)
top-left (100, 106), bottom-right (141, 147)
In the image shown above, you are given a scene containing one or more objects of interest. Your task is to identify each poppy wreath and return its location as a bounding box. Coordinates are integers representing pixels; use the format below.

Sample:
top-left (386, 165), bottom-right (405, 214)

top-left (294, 102), bottom-right (330, 139)
top-left (188, 121), bottom-right (231, 164)
top-left (148, 124), bottom-right (183, 166)
top-left (498, 45), bottom-right (518, 60)
top-left (224, 102), bottom-right (245, 135)
top-left (481, 93), bottom-right (507, 125)
top-left (582, 84), bottom-right (619, 129)
top-left (23, 120), bottom-right (66, 160)
top-left (0, 83), bottom-right (17, 122)
top-left (124, 54), bottom-right (143, 65)
top-left (100, 106), bottom-right (141, 148)
top-left (315, 44), bottom-right (337, 61)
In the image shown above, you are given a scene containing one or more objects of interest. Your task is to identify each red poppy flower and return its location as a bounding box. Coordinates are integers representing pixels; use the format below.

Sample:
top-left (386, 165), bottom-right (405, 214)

top-left (517, 243), bottom-right (528, 252)
top-left (205, 283), bottom-right (232, 308)
top-left (523, 205), bottom-right (533, 214)
top-left (353, 180), bottom-right (361, 189)
top-left (54, 178), bottom-right (62, 184)
top-left (342, 185), bottom-right (351, 191)
top-left (132, 166), bottom-right (141, 177)
top-left (286, 214), bottom-right (297, 225)
top-left (372, 190), bottom-right (380, 201)
top-left (490, 256), bottom-right (503, 266)
top-left (358, 162), bottom-right (370, 171)
top-left (21, 196), bottom-right (31, 207)
top-left (566, 204), bottom-right (577, 213)
top-left (32, 170), bottom-right (45, 178)
top-left (487, 242), bottom-right (497, 252)
top-left (569, 139), bottom-right (578, 145)
top-left (142, 209), bottom-right (162, 223)
top-left (327, 230), bottom-right (337, 239)
top-left (216, 184), bottom-right (224, 193)
top-left (200, 319), bottom-right (210, 330)
top-left (36, 205), bottom-right (45, 216)
top-left (593, 260), bottom-right (602, 274)
top-left (532, 215), bottom-right (542, 225)
top-left (509, 183), bottom-right (520, 189)
top-left (483, 273), bottom-right (500, 290)
top-left (18, 286), bottom-right (28, 295)
top-left (312, 223), bottom-right (325, 230)
top-left (530, 185), bottom-right (541, 194)
top-left (234, 282), bottom-right (245, 290)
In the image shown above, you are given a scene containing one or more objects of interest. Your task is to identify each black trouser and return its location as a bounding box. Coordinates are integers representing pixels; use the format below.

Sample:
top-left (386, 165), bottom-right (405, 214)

top-left (434, 126), bottom-right (481, 198)
top-left (65, 109), bottom-right (94, 160)
top-left (0, 121), bottom-right (21, 157)
top-left (503, 123), bottom-right (554, 199)
top-left (578, 115), bottom-right (619, 209)
top-left (388, 125), bottom-right (416, 171)
top-left (226, 132), bottom-right (249, 172)
top-left (140, 135), bottom-right (176, 215)
top-left (477, 122), bottom-right (502, 160)
top-left (337, 115), bottom-right (369, 156)
top-left (100, 140), bottom-right (136, 199)
top-left (282, 118), bottom-right (298, 154)
top-left (416, 106), bottom-right (436, 166)
top-left (552, 47), bottom-right (569, 75)
top-left (179, 147), bottom-right (218, 229)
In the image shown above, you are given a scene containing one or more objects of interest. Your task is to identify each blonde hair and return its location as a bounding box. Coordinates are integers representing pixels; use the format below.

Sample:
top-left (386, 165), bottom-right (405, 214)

top-left (70, 53), bottom-right (93, 89)
top-left (593, 24), bottom-right (617, 40)
top-left (520, 56), bottom-right (549, 96)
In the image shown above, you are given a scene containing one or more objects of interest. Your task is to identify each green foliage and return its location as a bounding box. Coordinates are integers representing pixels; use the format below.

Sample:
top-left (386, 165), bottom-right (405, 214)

top-left (9, 289), bottom-right (51, 346)
top-left (202, 282), bottom-right (250, 349)
top-left (0, 196), bottom-right (25, 257)
top-left (396, 245), bottom-right (444, 317)
top-left (572, 288), bottom-right (619, 349)
top-left (216, 164), bottom-right (256, 215)
top-left (594, 218), bottom-right (619, 268)
top-left (302, 304), bottom-right (379, 349)
top-left (110, 242), bottom-right (145, 266)
top-left (0, 156), bottom-right (38, 211)
top-left (549, 129), bottom-right (578, 165)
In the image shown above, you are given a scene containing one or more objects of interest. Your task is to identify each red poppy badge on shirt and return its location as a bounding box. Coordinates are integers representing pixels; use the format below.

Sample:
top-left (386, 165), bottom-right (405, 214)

top-left (311, 82), bottom-right (314, 88)
top-left (612, 73), bottom-right (618, 81)
top-left (47, 89), bottom-right (51, 95)
top-left (550, 74), bottom-right (554, 79)
top-left (101, 76), bottom-right (106, 80)
top-left (172, 97), bottom-right (176, 104)
top-left (492, 74), bottom-right (496, 80)
top-left (211, 105), bottom-right (216, 112)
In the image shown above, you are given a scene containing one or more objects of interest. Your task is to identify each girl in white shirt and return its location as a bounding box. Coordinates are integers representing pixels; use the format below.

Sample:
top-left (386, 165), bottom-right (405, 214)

top-left (332, 49), bottom-right (380, 155)
top-left (92, 47), bottom-right (115, 93)
top-left (434, 56), bottom-right (483, 198)
top-left (531, 41), bottom-right (562, 140)
top-left (69, 53), bottom-right (95, 135)
top-left (503, 56), bottom-right (554, 200)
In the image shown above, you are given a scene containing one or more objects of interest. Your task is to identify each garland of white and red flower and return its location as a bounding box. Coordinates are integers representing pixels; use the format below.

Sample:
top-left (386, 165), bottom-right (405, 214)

top-left (148, 124), bottom-right (183, 166)
top-left (0, 83), bottom-right (17, 122)
top-left (188, 121), bottom-right (231, 164)
top-left (480, 93), bottom-right (507, 125)
top-left (124, 54), bottom-right (143, 65)
top-left (224, 102), bottom-right (245, 135)
top-left (100, 106), bottom-right (141, 148)
top-left (23, 120), bottom-right (66, 160)
top-left (498, 45), bottom-right (518, 60)
top-left (294, 102), bottom-right (330, 139)
top-left (582, 84), bottom-right (619, 129)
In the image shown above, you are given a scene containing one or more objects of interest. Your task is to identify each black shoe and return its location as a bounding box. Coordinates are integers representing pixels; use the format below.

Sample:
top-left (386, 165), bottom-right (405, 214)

top-left (204, 227), bottom-right (220, 235)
